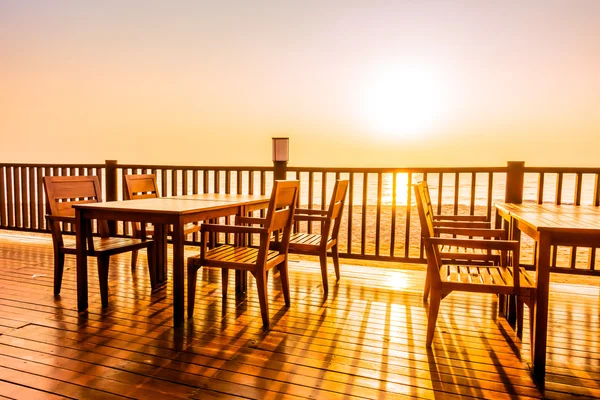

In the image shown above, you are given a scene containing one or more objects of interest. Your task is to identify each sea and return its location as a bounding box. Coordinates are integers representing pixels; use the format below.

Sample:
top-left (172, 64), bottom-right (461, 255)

top-left (284, 171), bottom-right (599, 208)
top-left (152, 170), bottom-right (598, 208)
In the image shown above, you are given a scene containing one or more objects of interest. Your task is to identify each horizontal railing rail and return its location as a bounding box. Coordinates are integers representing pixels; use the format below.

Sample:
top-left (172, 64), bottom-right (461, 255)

top-left (2, 160), bottom-right (600, 274)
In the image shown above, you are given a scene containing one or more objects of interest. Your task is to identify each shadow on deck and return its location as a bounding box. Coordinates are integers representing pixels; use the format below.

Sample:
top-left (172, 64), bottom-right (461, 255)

top-left (0, 231), bottom-right (599, 399)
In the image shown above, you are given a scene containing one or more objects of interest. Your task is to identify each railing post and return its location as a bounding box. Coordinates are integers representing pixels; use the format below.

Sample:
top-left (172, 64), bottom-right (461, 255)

top-left (273, 161), bottom-right (288, 181)
top-left (272, 137), bottom-right (289, 181)
top-left (505, 161), bottom-right (525, 203)
top-left (105, 159), bottom-right (118, 235)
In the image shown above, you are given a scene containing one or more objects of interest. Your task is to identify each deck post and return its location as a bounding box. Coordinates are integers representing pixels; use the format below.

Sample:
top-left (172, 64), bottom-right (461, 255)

top-left (105, 159), bottom-right (118, 235)
top-left (272, 137), bottom-right (289, 181)
top-left (505, 161), bottom-right (525, 204)
top-left (273, 161), bottom-right (288, 181)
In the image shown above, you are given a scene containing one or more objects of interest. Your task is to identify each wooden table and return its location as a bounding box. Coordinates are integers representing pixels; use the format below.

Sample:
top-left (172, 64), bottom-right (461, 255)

top-left (495, 202), bottom-right (600, 382)
top-left (73, 194), bottom-right (270, 325)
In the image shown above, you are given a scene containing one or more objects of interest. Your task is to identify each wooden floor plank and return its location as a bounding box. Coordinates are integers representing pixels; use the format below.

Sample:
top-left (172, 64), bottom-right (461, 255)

top-left (0, 363), bottom-right (128, 399)
top-left (0, 379), bottom-right (68, 400)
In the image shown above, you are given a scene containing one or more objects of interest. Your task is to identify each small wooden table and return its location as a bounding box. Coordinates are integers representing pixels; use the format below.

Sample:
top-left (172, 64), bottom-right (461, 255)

top-left (73, 194), bottom-right (270, 325)
top-left (495, 202), bottom-right (600, 382)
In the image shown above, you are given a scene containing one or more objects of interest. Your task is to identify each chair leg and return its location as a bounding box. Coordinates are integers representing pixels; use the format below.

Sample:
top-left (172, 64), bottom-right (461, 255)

top-left (221, 269), bottom-right (229, 297)
top-left (332, 244), bottom-right (341, 281)
top-left (131, 249), bottom-right (139, 270)
top-left (498, 294), bottom-right (506, 316)
top-left (529, 298), bottom-right (536, 354)
top-left (253, 269), bottom-right (270, 327)
top-left (426, 290), bottom-right (441, 347)
top-left (278, 261), bottom-right (291, 306)
top-left (187, 258), bottom-right (198, 318)
top-left (319, 252), bottom-right (329, 293)
top-left (97, 255), bottom-right (110, 308)
top-left (423, 273), bottom-right (431, 303)
top-left (516, 297), bottom-right (524, 339)
top-left (504, 294), bottom-right (517, 325)
top-left (53, 252), bottom-right (65, 296)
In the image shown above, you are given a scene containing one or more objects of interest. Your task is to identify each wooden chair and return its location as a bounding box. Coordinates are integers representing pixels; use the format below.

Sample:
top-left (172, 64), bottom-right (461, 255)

top-left (279, 179), bottom-right (349, 293)
top-left (187, 180), bottom-right (299, 327)
top-left (414, 181), bottom-right (535, 346)
top-left (415, 181), bottom-right (506, 302)
top-left (123, 173), bottom-right (201, 267)
top-left (43, 175), bottom-right (155, 306)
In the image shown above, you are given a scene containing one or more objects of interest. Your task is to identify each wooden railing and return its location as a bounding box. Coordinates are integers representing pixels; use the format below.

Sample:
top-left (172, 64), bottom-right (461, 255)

top-left (0, 163), bottom-right (106, 233)
top-left (2, 160), bottom-right (600, 274)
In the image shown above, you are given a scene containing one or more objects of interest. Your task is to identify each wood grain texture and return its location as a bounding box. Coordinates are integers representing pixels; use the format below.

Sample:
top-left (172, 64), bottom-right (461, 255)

top-left (1, 231), bottom-right (600, 399)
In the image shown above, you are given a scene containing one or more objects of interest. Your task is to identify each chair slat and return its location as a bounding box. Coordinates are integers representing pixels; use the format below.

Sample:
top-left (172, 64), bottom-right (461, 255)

top-left (51, 181), bottom-right (98, 200)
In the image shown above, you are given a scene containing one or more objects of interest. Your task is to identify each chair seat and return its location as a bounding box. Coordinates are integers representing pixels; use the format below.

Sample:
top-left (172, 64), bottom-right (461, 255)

top-left (190, 245), bottom-right (283, 270)
top-left (439, 264), bottom-right (536, 292)
top-left (62, 237), bottom-right (151, 255)
top-left (285, 232), bottom-right (335, 251)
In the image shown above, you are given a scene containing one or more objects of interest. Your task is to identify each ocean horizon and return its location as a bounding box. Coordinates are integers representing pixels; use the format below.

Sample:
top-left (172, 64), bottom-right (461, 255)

top-left (151, 170), bottom-right (597, 208)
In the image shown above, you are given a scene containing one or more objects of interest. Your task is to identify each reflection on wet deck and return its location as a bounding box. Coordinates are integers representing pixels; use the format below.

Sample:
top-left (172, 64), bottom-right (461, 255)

top-left (0, 231), bottom-right (599, 399)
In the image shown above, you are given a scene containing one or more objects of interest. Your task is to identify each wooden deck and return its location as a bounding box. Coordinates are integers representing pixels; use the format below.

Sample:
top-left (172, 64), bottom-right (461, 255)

top-left (0, 231), bottom-right (599, 399)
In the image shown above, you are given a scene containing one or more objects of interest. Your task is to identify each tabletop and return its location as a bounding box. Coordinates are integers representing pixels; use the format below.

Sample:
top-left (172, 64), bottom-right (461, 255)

top-left (73, 194), bottom-right (271, 215)
top-left (495, 202), bottom-right (600, 232)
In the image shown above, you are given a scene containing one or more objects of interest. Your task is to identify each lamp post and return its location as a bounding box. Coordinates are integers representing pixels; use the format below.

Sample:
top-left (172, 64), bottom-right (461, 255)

top-left (272, 137), bottom-right (289, 181)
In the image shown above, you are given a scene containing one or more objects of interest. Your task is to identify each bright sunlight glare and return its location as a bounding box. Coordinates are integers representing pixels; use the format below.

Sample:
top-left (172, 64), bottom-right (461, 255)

top-left (387, 271), bottom-right (409, 291)
top-left (381, 173), bottom-right (410, 206)
top-left (360, 64), bottom-right (449, 140)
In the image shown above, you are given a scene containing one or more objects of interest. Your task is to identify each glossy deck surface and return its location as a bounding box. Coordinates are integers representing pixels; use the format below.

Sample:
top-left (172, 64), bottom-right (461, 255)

top-left (0, 231), bottom-right (599, 399)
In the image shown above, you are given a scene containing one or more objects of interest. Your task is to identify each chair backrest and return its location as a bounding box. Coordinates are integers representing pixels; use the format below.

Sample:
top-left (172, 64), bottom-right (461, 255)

top-left (415, 181), bottom-right (448, 287)
top-left (123, 174), bottom-right (160, 236)
top-left (263, 180), bottom-right (299, 248)
top-left (323, 179), bottom-right (349, 240)
top-left (414, 181), bottom-right (436, 239)
top-left (43, 175), bottom-right (109, 240)
top-left (44, 175), bottom-right (103, 217)
top-left (123, 174), bottom-right (160, 200)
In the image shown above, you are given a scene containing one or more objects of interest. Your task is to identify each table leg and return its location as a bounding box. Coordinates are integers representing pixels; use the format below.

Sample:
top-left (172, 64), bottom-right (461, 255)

top-left (505, 218), bottom-right (521, 324)
top-left (496, 211), bottom-right (515, 318)
top-left (172, 219), bottom-right (185, 325)
top-left (235, 270), bottom-right (247, 294)
top-left (532, 233), bottom-right (551, 382)
top-left (153, 223), bottom-right (168, 286)
top-left (494, 208), bottom-right (502, 230)
top-left (235, 205), bottom-right (248, 294)
top-left (75, 209), bottom-right (89, 312)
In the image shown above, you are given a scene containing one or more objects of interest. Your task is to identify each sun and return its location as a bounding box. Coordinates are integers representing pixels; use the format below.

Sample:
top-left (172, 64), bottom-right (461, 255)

top-left (360, 64), bottom-right (448, 140)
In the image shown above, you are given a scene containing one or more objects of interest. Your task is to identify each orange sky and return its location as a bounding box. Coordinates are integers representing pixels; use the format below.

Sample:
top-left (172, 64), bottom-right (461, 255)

top-left (1, 1), bottom-right (599, 167)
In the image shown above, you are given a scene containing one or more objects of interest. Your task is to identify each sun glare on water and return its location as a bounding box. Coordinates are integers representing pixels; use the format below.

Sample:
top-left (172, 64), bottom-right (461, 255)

top-left (381, 173), bottom-right (410, 206)
top-left (360, 64), bottom-right (448, 140)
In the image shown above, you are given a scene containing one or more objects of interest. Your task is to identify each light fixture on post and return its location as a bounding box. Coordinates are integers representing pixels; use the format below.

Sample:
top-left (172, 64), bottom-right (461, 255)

top-left (272, 137), bottom-right (289, 181)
